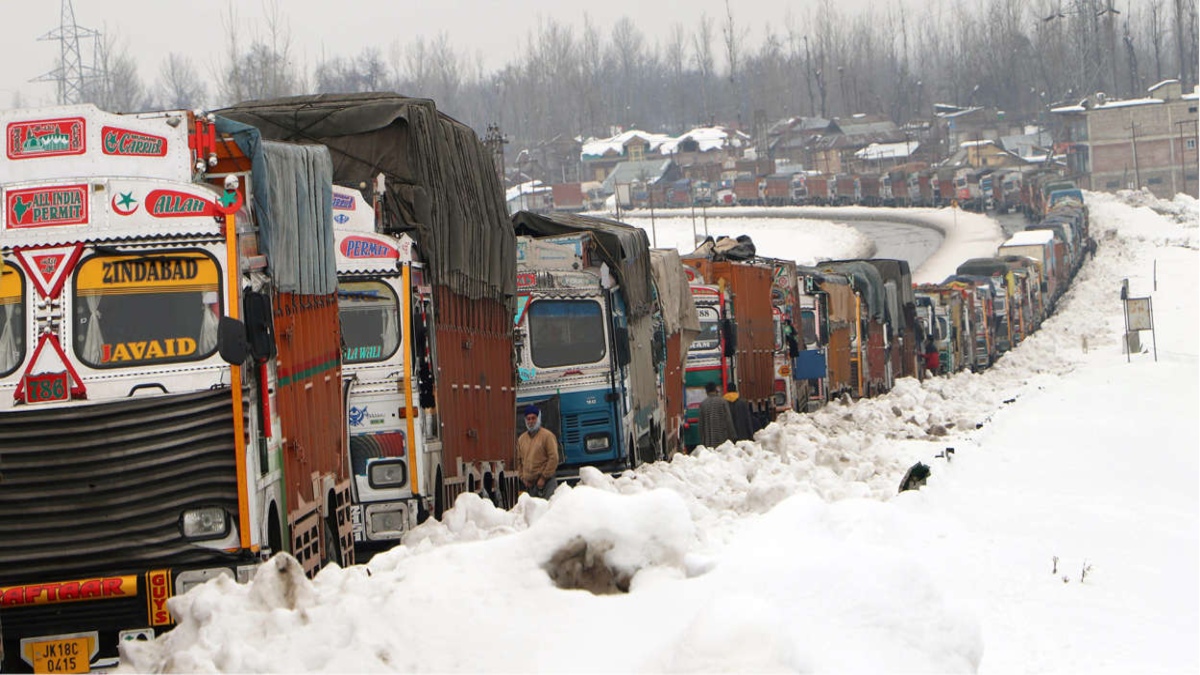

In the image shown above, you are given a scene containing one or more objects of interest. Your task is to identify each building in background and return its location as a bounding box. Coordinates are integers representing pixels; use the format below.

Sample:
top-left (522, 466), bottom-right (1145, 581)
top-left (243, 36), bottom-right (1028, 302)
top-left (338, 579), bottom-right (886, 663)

top-left (1053, 80), bottom-right (1199, 199)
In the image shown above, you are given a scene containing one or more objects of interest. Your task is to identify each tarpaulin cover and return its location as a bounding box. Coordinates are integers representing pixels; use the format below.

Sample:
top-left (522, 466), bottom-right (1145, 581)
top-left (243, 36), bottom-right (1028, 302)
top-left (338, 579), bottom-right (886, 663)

top-left (215, 117), bottom-right (336, 296)
top-left (511, 211), bottom-right (655, 319)
top-left (649, 248), bottom-right (701, 350)
top-left (216, 93), bottom-right (514, 307)
top-left (818, 260), bottom-right (887, 321)
top-left (865, 259), bottom-right (914, 331)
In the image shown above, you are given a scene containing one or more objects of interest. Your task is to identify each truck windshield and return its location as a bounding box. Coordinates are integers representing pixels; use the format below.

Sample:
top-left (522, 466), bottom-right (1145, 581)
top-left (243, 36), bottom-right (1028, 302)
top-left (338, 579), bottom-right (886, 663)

top-left (1, 262), bottom-right (25, 377)
top-left (529, 299), bottom-right (605, 368)
top-left (72, 252), bottom-right (220, 369)
top-left (689, 305), bottom-right (721, 353)
top-left (339, 281), bottom-right (400, 364)
top-left (800, 309), bottom-right (818, 345)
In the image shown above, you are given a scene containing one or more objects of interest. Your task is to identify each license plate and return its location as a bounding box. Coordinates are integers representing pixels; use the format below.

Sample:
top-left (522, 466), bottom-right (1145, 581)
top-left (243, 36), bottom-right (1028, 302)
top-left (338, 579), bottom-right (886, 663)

top-left (31, 637), bottom-right (89, 674)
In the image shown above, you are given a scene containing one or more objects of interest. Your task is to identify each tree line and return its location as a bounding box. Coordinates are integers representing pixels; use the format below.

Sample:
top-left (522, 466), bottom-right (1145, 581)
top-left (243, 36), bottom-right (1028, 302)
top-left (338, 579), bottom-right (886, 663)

top-left (32, 0), bottom-right (1200, 153)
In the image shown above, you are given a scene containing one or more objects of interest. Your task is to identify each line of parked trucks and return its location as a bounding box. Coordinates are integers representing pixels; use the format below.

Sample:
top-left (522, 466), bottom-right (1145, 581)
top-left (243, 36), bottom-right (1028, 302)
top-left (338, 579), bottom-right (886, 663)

top-left (657, 162), bottom-right (1069, 219)
top-left (0, 97), bottom-right (1088, 673)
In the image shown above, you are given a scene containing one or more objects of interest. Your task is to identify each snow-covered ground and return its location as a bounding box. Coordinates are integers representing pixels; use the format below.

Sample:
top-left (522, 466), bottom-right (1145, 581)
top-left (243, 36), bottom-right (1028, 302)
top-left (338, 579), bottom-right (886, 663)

top-left (121, 193), bottom-right (1198, 674)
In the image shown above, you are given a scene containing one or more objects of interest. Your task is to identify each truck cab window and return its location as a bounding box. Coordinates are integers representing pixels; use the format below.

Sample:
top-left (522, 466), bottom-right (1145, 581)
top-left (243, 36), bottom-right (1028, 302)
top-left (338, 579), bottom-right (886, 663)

top-left (528, 299), bottom-right (604, 368)
top-left (72, 252), bottom-right (221, 369)
top-left (0, 262), bottom-right (26, 377)
top-left (690, 305), bottom-right (721, 353)
top-left (338, 281), bottom-right (400, 364)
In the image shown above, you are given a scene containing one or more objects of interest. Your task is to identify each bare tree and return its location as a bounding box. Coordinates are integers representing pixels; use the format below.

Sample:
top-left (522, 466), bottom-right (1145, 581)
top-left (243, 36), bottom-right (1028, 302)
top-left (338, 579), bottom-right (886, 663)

top-left (157, 53), bottom-right (206, 109)
top-left (692, 13), bottom-right (715, 123)
top-left (87, 31), bottom-right (145, 112)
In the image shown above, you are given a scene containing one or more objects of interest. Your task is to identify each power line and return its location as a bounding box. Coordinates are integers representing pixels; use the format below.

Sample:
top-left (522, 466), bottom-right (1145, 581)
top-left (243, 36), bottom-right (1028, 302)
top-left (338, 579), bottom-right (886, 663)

top-left (32, 0), bottom-right (104, 105)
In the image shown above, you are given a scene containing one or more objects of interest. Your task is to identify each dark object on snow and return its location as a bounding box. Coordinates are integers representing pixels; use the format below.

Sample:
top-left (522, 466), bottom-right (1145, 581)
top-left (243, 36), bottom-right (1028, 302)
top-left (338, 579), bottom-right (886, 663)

top-left (898, 462), bottom-right (931, 493)
top-left (713, 234), bottom-right (757, 261)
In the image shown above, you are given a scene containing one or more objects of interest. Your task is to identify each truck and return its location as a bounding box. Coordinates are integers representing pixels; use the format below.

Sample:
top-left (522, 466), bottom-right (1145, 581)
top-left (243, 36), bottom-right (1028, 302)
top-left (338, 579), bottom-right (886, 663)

top-left (331, 186), bottom-right (441, 556)
top-left (680, 255), bottom-right (776, 433)
top-left (649, 249), bottom-right (701, 456)
top-left (219, 93), bottom-right (518, 515)
top-left (510, 211), bottom-right (666, 473)
top-left (815, 272), bottom-right (859, 398)
top-left (834, 174), bottom-right (861, 205)
top-left (805, 175), bottom-right (833, 205)
top-left (998, 230), bottom-right (1059, 309)
top-left (758, 257), bottom-right (805, 414)
top-left (818, 261), bottom-right (894, 397)
top-left (864, 259), bottom-right (919, 381)
top-left (550, 183), bottom-right (586, 212)
top-left (940, 277), bottom-right (997, 370)
top-left (793, 266), bottom-right (831, 409)
top-left (956, 258), bottom-right (1021, 353)
top-left (0, 103), bottom-right (351, 672)
top-left (732, 177), bottom-right (760, 206)
top-left (679, 267), bottom-right (736, 447)
top-left (761, 174), bottom-right (794, 206)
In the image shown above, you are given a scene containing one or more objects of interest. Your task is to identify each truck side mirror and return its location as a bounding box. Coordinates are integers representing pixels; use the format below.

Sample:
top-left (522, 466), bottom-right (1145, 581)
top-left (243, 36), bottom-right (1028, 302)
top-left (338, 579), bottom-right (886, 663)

top-left (614, 326), bottom-right (631, 367)
top-left (243, 290), bottom-right (277, 361)
top-left (218, 316), bottom-right (250, 365)
top-left (721, 318), bottom-right (738, 357)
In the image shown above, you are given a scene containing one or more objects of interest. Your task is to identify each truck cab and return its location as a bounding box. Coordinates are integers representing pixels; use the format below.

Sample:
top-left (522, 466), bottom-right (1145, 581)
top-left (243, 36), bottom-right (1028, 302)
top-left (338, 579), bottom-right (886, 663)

top-left (333, 186), bottom-right (441, 553)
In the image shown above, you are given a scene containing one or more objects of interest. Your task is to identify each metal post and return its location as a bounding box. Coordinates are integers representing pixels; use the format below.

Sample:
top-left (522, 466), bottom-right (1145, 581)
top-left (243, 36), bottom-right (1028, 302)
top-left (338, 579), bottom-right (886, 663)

top-left (649, 188), bottom-right (657, 248)
top-left (1149, 296), bottom-right (1158, 362)
top-left (691, 201), bottom-right (698, 246)
top-left (1121, 279), bottom-right (1131, 363)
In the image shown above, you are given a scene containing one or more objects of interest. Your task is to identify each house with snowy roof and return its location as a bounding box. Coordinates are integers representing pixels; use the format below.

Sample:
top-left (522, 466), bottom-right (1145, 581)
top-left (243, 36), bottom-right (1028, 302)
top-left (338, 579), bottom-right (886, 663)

top-left (802, 114), bottom-right (906, 175)
top-left (1051, 80), bottom-right (1198, 198)
top-left (580, 129), bottom-right (673, 183)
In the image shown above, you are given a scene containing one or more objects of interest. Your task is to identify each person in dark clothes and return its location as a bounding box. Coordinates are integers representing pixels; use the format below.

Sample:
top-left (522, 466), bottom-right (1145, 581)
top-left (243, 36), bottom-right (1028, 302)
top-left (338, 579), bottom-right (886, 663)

top-left (724, 383), bottom-right (754, 441)
top-left (698, 381), bottom-right (735, 448)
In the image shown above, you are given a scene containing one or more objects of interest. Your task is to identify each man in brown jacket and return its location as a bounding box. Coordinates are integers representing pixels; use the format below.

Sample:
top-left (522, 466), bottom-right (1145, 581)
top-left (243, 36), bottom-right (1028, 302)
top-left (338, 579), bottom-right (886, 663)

top-left (516, 404), bottom-right (559, 499)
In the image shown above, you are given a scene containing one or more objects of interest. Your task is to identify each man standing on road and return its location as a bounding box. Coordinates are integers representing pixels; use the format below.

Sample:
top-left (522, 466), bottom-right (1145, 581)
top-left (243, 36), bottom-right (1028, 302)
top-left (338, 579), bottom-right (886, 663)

top-left (698, 382), bottom-right (736, 448)
top-left (516, 405), bottom-right (559, 499)
top-left (724, 383), bottom-right (754, 441)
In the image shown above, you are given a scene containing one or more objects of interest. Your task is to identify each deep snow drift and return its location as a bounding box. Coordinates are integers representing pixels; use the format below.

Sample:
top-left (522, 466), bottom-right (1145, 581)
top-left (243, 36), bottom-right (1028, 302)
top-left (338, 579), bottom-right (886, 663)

top-left (121, 194), bottom-right (1198, 674)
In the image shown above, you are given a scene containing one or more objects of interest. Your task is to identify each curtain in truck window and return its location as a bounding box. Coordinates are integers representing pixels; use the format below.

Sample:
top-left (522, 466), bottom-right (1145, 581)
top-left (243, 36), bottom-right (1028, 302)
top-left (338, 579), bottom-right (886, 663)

top-left (0, 262), bottom-right (25, 377)
top-left (689, 305), bottom-right (721, 354)
top-left (338, 281), bottom-right (400, 364)
top-left (528, 299), bottom-right (604, 368)
top-left (72, 252), bottom-right (221, 369)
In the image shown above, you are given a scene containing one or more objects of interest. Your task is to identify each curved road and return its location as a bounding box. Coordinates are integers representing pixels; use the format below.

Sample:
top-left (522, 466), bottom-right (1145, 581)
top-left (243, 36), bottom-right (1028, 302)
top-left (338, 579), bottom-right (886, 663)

top-left (839, 219), bottom-right (944, 271)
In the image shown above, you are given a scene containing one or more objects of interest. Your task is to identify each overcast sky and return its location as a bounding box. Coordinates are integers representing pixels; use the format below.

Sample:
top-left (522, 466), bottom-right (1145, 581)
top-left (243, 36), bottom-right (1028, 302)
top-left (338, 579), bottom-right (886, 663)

top-left (3, 0), bottom-right (879, 109)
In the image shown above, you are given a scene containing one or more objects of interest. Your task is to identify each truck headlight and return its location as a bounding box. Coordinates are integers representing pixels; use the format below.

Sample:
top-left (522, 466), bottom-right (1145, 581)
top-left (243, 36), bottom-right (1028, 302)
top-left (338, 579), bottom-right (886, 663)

top-left (180, 507), bottom-right (230, 540)
top-left (368, 459), bottom-right (408, 489)
top-left (585, 434), bottom-right (611, 451)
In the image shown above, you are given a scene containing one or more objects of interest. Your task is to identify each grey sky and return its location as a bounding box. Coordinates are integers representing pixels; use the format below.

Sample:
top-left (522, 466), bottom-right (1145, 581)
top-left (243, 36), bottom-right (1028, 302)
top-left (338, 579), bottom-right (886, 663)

top-left (3, 0), bottom-right (877, 108)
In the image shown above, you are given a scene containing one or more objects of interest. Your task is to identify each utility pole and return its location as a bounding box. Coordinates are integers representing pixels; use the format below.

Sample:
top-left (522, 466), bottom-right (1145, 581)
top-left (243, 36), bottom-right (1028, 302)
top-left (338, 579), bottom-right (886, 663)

top-left (484, 123), bottom-right (509, 187)
top-left (34, 0), bottom-right (103, 105)
top-left (1177, 119), bottom-right (1196, 196)
top-left (1128, 120), bottom-right (1141, 189)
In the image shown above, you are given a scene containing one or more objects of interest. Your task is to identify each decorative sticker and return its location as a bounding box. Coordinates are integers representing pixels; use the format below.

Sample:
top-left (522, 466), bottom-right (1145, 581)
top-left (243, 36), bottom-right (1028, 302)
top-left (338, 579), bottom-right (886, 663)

top-left (6, 184), bottom-right (89, 229)
top-left (6, 117), bottom-right (86, 160)
top-left (339, 236), bottom-right (398, 260)
top-left (101, 126), bottom-right (168, 157)
top-left (13, 243), bottom-right (84, 299)
top-left (332, 193), bottom-right (356, 210)
top-left (111, 191), bottom-right (139, 216)
top-left (144, 189), bottom-right (217, 218)
top-left (146, 570), bottom-right (173, 626)
top-left (0, 576), bottom-right (137, 607)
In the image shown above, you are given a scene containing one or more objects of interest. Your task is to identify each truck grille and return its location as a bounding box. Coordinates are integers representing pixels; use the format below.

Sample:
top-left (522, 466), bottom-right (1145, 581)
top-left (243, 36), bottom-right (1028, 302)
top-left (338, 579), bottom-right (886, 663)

top-left (561, 412), bottom-right (610, 446)
top-left (0, 388), bottom-right (243, 585)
